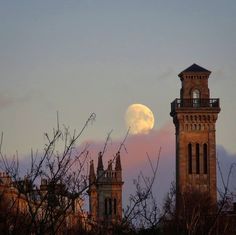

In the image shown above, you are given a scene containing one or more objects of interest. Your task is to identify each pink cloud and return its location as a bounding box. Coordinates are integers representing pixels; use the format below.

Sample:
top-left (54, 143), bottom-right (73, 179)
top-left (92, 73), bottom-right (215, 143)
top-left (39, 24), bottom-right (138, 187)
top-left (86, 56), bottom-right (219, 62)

top-left (0, 92), bottom-right (30, 110)
top-left (83, 121), bottom-right (175, 170)
top-left (15, 122), bottom-right (236, 207)
top-left (81, 122), bottom-right (176, 204)
top-left (0, 93), bottom-right (16, 109)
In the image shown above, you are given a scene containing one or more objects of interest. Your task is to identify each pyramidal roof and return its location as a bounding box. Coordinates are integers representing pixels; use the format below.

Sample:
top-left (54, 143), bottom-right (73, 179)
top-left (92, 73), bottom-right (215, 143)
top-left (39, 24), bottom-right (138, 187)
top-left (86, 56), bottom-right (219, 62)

top-left (179, 63), bottom-right (211, 75)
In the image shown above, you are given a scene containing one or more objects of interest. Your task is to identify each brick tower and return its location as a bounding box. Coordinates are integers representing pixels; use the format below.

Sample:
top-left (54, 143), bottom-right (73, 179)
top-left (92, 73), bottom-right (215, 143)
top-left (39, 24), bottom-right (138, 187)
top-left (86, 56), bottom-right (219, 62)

top-left (88, 152), bottom-right (123, 224)
top-left (170, 64), bottom-right (220, 207)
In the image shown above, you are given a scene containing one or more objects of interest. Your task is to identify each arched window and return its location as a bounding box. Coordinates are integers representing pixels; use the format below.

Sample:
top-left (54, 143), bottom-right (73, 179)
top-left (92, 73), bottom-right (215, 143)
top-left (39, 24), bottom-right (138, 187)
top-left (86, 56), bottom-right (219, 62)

top-left (196, 143), bottom-right (200, 174)
top-left (105, 198), bottom-right (108, 215)
top-left (192, 89), bottom-right (200, 99)
top-left (114, 198), bottom-right (117, 215)
top-left (188, 143), bottom-right (192, 174)
top-left (204, 144), bottom-right (208, 174)
top-left (105, 198), bottom-right (113, 215)
top-left (109, 198), bottom-right (112, 215)
top-left (192, 89), bottom-right (200, 107)
top-left (198, 124), bottom-right (201, 131)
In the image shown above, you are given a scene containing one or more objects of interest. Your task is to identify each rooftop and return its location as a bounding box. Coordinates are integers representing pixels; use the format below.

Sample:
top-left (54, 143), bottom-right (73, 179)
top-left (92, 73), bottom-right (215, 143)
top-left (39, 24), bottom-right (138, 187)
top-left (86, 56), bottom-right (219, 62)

top-left (179, 63), bottom-right (211, 76)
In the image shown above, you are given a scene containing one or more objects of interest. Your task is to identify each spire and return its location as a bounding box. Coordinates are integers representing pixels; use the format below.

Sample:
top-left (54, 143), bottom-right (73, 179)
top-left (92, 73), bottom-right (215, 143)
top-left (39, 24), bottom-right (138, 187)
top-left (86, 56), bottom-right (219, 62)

top-left (97, 152), bottom-right (104, 171)
top-left (89, 160), bottom-right (96, 183)
top-left (115, 152), bottom-right (122, 171)
top-left (108, 160), bottom-right (113, 171)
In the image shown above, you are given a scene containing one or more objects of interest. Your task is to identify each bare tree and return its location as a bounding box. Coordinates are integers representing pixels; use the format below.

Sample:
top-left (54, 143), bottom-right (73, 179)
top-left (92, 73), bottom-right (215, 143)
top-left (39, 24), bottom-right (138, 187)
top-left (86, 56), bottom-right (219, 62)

top-left (0, 113), bottom-right (96, 235)
top-left (2, 113), bottom-right (234, 235)
top-left (160, 160), bottom-right (236, 235)
top-left (121, 148), bottom-right (162, 233)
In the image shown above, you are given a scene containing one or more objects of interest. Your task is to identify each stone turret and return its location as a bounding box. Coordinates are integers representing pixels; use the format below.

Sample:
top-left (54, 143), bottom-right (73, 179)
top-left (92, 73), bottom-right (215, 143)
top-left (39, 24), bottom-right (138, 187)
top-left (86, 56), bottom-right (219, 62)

top-left (88, 152), bottom-right (123, 223)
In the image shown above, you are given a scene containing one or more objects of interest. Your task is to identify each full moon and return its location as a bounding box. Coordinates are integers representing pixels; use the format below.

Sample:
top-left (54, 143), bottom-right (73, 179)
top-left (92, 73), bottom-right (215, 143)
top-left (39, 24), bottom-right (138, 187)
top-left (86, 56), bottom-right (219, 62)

top-left (125, 104), bottom-right (155, 135)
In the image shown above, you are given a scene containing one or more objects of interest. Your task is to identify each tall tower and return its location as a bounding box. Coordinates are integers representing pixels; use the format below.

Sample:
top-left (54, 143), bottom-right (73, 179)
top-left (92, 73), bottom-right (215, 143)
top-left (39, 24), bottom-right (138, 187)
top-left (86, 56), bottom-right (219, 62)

top-left (170, 64), bottom-right (220, 206)
top-left (88, 152), bottom-right (123, 224)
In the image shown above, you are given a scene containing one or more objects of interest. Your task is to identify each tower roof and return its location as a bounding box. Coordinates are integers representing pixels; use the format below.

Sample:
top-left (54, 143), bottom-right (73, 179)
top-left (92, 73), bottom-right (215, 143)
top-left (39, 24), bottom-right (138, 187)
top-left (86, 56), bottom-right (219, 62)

top-left (179, 63), bottom-right (211, 76)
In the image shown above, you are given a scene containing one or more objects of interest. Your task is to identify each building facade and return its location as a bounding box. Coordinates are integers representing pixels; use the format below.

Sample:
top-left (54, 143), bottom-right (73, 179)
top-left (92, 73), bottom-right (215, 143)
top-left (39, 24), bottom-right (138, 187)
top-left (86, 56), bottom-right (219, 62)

top-left (88, 152), bottom-right (123, 224)
top-left (0, 172), bottom-right (86, 234)
top-left (170, 64), bottom-right (221, 206)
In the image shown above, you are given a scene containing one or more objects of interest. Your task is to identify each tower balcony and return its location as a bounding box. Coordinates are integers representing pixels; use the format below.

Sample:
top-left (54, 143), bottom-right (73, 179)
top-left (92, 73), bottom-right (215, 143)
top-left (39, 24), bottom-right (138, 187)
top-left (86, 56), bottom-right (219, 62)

top-left (171, 98), bottom-right (220, 115)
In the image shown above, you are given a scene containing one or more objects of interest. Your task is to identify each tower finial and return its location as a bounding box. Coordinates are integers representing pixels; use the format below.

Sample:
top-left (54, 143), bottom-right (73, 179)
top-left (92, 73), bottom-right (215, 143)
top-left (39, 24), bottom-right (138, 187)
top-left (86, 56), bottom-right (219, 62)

top-left (97, 152), bottom-right (104, 173)
top-left (115, 151), bottom-right (122, 171)
top-left (108, 160), bottom-right (113, 170)
top-left (89, 160), bottom-right (96, 183)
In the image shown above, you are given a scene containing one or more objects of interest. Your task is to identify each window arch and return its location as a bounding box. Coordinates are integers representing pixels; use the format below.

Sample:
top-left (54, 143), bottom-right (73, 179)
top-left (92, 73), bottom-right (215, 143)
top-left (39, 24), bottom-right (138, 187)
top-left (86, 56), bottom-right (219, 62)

top-left (192, 89), bottom-right (200, 107)
top-left (104, 198), bottom-right (112, 215)
top-left (188, 143), bottom-right (192, 174)
top-left (109, 198), bottom-right (112, 215)
top-left (105, 197), bottom-right (118, 216)
top-left (203, 144), bottom-right (208, 174)
top-left (105, 198), bottom-right (108, 215)
top-left (192, 89), bottom-right (200, 99)
top-left (196, 143), bottom-right (200, 174)
top-left (114, 198), bottom-right (117, 215)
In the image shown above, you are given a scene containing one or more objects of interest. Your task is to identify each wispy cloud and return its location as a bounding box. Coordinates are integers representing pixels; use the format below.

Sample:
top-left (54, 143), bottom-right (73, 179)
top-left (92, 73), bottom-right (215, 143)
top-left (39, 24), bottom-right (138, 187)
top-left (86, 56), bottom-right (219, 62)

top-left (157, 68), bottom-right (175, 80)
top-left (0, 93), bottom-right (16, 109)
top-left (0, 92), bottom-right (30, 110)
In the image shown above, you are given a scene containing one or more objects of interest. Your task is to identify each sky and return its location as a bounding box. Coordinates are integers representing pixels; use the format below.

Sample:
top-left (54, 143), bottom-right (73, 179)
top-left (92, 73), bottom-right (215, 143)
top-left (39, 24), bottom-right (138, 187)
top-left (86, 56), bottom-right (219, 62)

top-left (0, 1), bottom-right (236, 203)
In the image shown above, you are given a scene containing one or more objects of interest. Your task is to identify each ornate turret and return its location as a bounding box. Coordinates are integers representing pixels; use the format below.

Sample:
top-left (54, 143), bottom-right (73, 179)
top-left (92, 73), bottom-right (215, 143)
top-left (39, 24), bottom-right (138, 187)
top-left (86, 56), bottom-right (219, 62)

top-left (88, 152), bottom-right (123, 224)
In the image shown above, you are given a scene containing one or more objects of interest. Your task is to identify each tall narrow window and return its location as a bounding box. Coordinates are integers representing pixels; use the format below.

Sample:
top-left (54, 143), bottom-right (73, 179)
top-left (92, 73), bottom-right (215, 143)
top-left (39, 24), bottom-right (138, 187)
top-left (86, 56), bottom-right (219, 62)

top-left (192, 89), bottom-right (200, 107)
top-left (109, 198), bottom-right (112, 215)
top-left (105, 198), bottom-right (108, 215)
top-left (114, 198), bottom-right (117, 215)
top-left (196, 143), bottom-right (200, 174)
top-left (204, 144), bottom-right (208, 174)
top-left (188, 143), bottom-right (192, 174)
top-left (192, 89), bottom-right (200, 98)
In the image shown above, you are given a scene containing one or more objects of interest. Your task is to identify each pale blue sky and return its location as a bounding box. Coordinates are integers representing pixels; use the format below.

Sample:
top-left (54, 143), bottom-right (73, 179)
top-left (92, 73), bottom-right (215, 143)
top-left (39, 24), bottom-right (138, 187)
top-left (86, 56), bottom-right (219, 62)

top-left (0, 1), bottom-right (236, 156)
